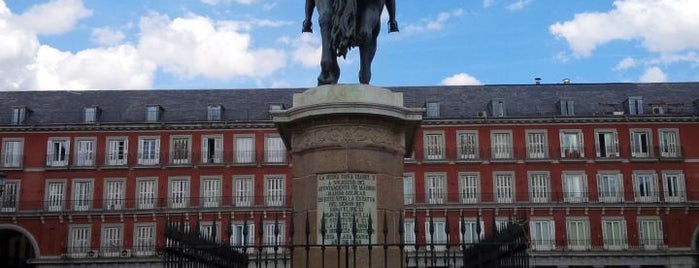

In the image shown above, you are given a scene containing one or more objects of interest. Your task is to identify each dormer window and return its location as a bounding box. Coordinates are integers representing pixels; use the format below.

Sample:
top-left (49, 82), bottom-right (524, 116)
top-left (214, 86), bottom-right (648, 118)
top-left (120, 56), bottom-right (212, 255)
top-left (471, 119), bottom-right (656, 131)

top-left (426, 102), bottom-right (440, 118)
top-left (207, 105), bottom-right (222, 121)
top-left (558, 100), bottom-right (575, 116)
top-left (11, 107), bottom-right (27, 125)
top-left (490, 99), bottom-right (505, 117)
top-left (84, 106), bottom-right (98, 123)
top-left (146, 105), bottom-right (161, 122)
top-left (651, 105), bottom-right (665, 115)
top-left (626, 96), bottom-right (643, 115)
top-left (269, 103), bottom-right (284, 111)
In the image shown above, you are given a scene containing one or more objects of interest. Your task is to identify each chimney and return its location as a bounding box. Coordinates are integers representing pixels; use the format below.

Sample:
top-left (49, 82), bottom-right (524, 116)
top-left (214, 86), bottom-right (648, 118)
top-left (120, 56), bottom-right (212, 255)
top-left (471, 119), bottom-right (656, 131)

top-left (563, 78), bottom-right (571, 84)
top-left (535, 77), bottom-right (542, 85)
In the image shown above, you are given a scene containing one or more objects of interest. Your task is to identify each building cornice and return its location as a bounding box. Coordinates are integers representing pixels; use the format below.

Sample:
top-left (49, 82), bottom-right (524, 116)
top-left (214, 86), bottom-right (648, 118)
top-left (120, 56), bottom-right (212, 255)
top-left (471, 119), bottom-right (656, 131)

top-left (0, 121), bottom-right (277, 132)
top-left (422, 115), bottom-right (699, 125)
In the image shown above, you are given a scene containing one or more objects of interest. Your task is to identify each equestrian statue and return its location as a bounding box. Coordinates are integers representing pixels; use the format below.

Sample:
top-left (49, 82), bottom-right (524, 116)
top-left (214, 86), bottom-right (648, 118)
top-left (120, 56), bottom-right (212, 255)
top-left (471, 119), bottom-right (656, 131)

top-left (303, 0), bottom-right (399, 85)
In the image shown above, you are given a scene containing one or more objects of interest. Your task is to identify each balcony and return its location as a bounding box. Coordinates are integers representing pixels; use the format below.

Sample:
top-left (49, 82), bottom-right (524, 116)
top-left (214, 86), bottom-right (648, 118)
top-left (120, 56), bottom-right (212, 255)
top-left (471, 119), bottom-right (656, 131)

top-left (263, 150), bottom-right (287, 165)
top-left (0, 153), bottom-right (23, 169)
top-left (63, 245), bottom-right (159, 259)
top-left (233, 150), bottom-right (256, 165)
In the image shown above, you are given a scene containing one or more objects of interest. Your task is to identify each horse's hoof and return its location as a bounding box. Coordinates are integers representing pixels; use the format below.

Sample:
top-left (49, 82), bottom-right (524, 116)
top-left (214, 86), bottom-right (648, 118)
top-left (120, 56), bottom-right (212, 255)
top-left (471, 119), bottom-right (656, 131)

top-left (388, 21), bottom-right (399, 33)
top-left (302, 20), bottom-right (312, 33)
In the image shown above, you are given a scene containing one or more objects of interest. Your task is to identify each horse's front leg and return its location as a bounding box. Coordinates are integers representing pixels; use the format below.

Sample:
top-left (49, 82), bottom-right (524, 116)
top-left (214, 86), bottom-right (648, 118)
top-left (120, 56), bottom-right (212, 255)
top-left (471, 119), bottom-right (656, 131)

top-left (317, 8), bottom-right (340, 85)
top-left (357, 7), bottom-right (381, 84)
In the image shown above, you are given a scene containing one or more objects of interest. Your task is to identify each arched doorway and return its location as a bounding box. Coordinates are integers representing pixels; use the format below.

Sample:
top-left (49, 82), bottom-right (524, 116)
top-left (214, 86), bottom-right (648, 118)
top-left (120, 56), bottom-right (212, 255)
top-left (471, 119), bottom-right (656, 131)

top-left (0, 226), bottom-right (37, 268)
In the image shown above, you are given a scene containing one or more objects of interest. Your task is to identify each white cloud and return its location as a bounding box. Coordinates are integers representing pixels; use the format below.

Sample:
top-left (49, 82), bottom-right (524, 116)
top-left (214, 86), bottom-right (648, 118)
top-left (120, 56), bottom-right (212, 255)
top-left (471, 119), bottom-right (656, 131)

top-left (218, 18), bottom-right (292, 32)
top-left (91, 27), bottom-right (125, 46)
top-left (440, 73), bottom-right (483, 86)
top-left (12, 0), bottom-right (91, 35)
top-left (550, 0), bottom-right (699, 57)
top-left (613, 57), bottom-right (638, 71)
top-left (200, 0), bottom-right (254, 5)
top-left (403, 9), bottom-right (463, 34)
top-left (137, 13), bottom-right (286, 80)
top-left (506, 0), bottom-right (533, 11)
top-left (262, 3), bottom-right (277, 11)
top-left (483, 0), bottom-right (495, 8)
top-left (639, 66), bottom-right (667, 82)
top-left (290, 34), bottom-right (321, 68)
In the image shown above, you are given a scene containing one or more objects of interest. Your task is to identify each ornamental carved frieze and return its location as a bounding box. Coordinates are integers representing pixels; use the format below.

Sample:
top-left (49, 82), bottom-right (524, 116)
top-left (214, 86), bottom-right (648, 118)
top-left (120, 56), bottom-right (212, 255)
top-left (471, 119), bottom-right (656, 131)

top-left (291, 124), bottom-right (404, 153)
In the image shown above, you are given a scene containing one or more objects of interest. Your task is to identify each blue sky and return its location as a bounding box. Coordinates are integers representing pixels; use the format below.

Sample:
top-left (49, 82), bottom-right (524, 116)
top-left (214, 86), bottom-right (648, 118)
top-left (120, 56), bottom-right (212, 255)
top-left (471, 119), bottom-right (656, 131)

top-left (1, 0), bottom-right (698, 90)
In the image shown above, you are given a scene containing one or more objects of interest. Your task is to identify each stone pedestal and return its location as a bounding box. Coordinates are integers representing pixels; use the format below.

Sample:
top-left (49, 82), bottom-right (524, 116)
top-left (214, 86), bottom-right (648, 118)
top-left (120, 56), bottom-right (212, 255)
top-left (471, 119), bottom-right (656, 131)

top-left (273, 84), bottom-right (422, 268)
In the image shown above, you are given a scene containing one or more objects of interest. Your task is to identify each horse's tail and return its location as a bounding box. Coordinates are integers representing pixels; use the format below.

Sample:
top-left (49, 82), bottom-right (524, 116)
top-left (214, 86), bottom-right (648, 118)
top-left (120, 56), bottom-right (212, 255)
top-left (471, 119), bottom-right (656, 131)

top-left (331, 0), bottom-right (357, 58)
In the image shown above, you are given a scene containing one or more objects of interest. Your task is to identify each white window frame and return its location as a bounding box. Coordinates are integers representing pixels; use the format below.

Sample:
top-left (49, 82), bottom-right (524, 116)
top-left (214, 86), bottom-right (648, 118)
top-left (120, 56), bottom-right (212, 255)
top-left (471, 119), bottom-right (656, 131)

top-left (637, 217), bottom-right (664, 250)
top-left (494, 172), bottom-right (514, 203)
top-left (403, 173), bottom-right (415, 205)
top-left (168, 177), bottom-right (190, 209)
top-left (559, 130), bottom-right (584, 158)
top-left (201, 135), bottom-right (224, 164)
top-left (234, 176), bottom-right (254, 207)
top-left (74, 138), bottom-right (95, 167)
top-left (201, 176), bottom-right (222, 208)
top-left (45, 180), bottom-right (66, 212)
top-left (423, 132), bottom-right (445, 160)
top-left (562, 172), bottom-right (588, 203)
top-left (207, 105), bottom-right (222, 121)
top-left (145, 105), bottom-right (160, 122)
top-left (424, 218), bottom-right (447, 250)
top-left (11, 107), bottom-right (27, 125)
top-left (170, 135), bottom-right (191, 165)
top-left (565, 217), bottom-right (590, 250)
top-left (72, 179), bottom-right (93, 211)
top-left (526, 130), bottom-right (548, 159)
top-left (459, 172), bottom-right (480, 204)
top-left (136, 177), bottom-right (158, 210)
top-left (530, 219), bottom-right (555, 251)
top-left (234, 135), bottom-right (255, 164)
top-left (264, 221), bottom-right (285, 251)
top-left (264, 135), bottom-right (286, 163)
top-left (662, 171), bottom-right (686, 202)
top-left (68, 225), bottom-right (91, 257)
top-left (1, 138), bottom-right (23, 168)
top-left (601, 218), bottom-right (627, 250)
top-left (491, 131), bottom-right (513, 160)
top-left (101, 224), bottom-right (124, 257)
top-left (597, 171), bottom-right (624, 203)
top-left (425, 173), bottom-right (446, 204)
top-left (199, 221), bottom-right (221, 243)
top-left (630, 129), bottom-right (653, 158)
top-left (404, 220), bottom-right (416, 250)
top-left (104, 178), bottom-right (125, 210)
top-left (106, 137), bottom-right (128, 166)
top-left (265, 175), bottom-right (285, 207)
top-left (230, 222), bottom-right (255, 252)
top-left (633, 171), bottom-right (659, 202)
top-left (528, 171), bottom-right (550, 203)
top-left (84, 107), bottom-right (98, 123)
top-left (137, 136), bottom-right (160, 165)
top-left (594, 129), bottom-right (620, 158)
top-left (459, 219), bottom-right (484, 244)
top-left (457, 131), bottom-right (479, 160)
top-left (46, 137), bottom-right (70, 167)
top-left (0, 180), bottom-right (19, 212)
top-left (133, 224), bottom-right (156, 256)
top-left (658, 129), bottom-right (680, 158)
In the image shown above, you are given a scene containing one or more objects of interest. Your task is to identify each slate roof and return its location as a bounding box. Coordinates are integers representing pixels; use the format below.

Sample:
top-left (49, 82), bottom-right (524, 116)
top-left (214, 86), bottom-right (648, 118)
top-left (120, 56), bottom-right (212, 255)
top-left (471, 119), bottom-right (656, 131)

top-left (1, 82), bottom-right (698, 126)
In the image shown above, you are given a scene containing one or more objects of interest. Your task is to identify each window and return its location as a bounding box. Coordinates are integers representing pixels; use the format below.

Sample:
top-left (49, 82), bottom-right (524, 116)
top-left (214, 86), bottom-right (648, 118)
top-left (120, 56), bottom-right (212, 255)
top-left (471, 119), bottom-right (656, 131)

top-left (201, 177), bottom-right (221, 208)
top-left (404, 220), bottom-right (416, 248)
top-left (74, 139), bottom-right (95, 167)
top-left (658, 129), bottom-right (680, 158)
top-left (169, 177), bottom-right (189, 209)
top-left (459, 173), bottom-right (479, 204)
top-left (170, 136), bottom-right (191, 165)
top-left (530, 220), bottom-right (555, 250)
top-left (234, 176), bottom-right (253, 207)
top-left (494, 172), bottom-right (514, 203)
top-left (2, 139), bottom-right (23, 168)
top-left (137, 178), bottom-right (157, 209)
top-left (526, 131), bottom-right (547, 159)
top-left (199, 222), bottom-right (221, 242)
top-left (104, 179), bottom-right (125, 210)
top-left (633, 172), bottom-right (658, 202)
top-left (84, 107), bottom-right (98, 123)
top-left (662, 171), bottom-right (686, 202)
top-left (595, 130), bottom-right (619, 158)
top-left (558, 100), bottom-right (575, 116)
top-left (46, 138), bottom-right (70, 167)
top-left (490, 99), bottom-right (505, 117)
top-left (403, 173), bottom-right (414, 205)
top-left (425, 173), bottom-right (445, 204)
top-left (46, 181), bottom-right (65, 211)
top-left (264, 136), bottom-right (286, 163)
top-left (264, 221), bottom-right (285, 251)
top-left (265, 175), bottom-right (285, 206)
top-left (602, 219), bottom-right (627, 250)
top-left (230, 222), bottom-right (255, 249)
top-left (566, 219), bottom-right (590, 250)
top-left (201, 136), bottom-right (223, 164)
top-left (101, 225), bottom-right (123, 257)
top-left (528, 172), bottom-right (550, 203)
top-left (638, 218), bottom-right (664, 249)
top-left (207, 105), bottom-right (222, 121)
top-left (106, 137), bottom-right (128, 166)
top-left (72, 180), bottom-right (92, 211)
top-left (234, 136), bottom-right (255, 164)
top-left (11, 107), bottom-right (27, 125)
top-left (627, 96), bottom-right (643, 115)
top-left (426, 102), bottom-right (440, 118)
top-left (491, 131), bottom-right (513, 160)
top-left (457, 131), bottom-right (478, 160)
top-left (0, 181), bottom-right (19, 212)
top-left (145, 105), bottom-right (160, 122)
top-left (134, 225), bottom-right (156, 256)
top-left (563, 172), bottom-right (587, 203)
top-left (269, 103), bottom-right (284, 112)
top-left (651, 104), bottom-right (665, 115)
top-left (424, 218), bottom-right (446, 250)
top-left (459, 219), bottom-right (484, 243)
top-left (560, 130), bottom-right (584, 158)
top-left (631, 129), bottom-right (652, 158)
top-left (136, 137), bottom-right (159, 165)
top-left (68, 226), bottom-right (91, 257)
top-left (423, 132), bottom-right (445, 160)
top-left (597, 172), bottom-right (623, 203)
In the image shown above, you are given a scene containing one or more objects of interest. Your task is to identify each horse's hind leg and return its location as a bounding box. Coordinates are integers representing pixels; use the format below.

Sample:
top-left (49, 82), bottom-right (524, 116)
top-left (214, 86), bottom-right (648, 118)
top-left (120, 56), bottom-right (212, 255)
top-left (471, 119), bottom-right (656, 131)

top-left (316, 3), bottom-right (340, 85)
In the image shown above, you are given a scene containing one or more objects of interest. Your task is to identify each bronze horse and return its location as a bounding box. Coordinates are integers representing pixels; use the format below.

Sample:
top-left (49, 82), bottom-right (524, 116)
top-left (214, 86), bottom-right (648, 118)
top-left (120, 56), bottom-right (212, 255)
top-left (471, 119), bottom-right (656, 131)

top-left (313, 0), bottom-right (387, 85)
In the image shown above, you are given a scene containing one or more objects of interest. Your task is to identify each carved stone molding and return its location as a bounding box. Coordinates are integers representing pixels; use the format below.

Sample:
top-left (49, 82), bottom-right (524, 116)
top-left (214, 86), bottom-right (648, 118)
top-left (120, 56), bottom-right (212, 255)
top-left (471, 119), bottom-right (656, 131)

top-left (291, 124), bottom-right (404, 154)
